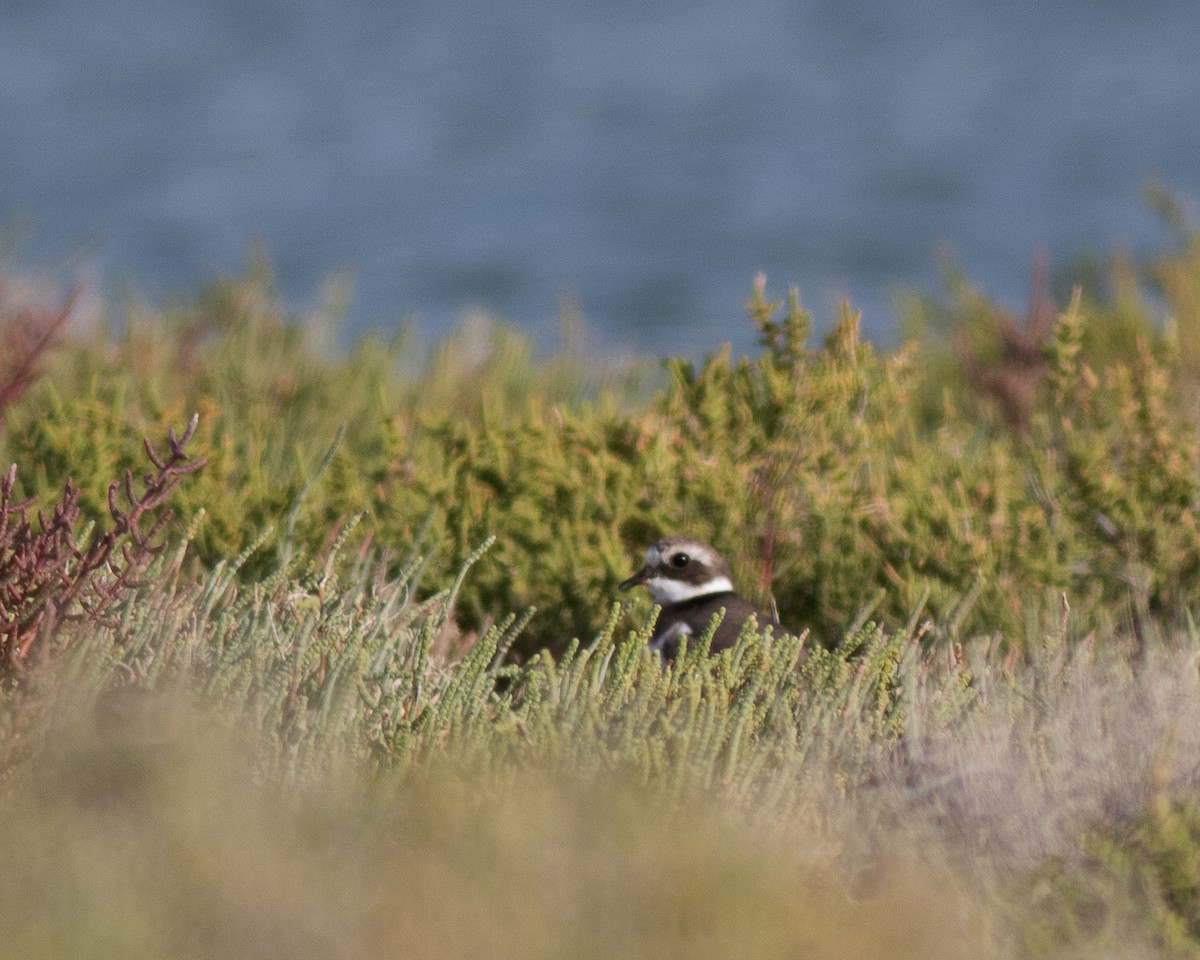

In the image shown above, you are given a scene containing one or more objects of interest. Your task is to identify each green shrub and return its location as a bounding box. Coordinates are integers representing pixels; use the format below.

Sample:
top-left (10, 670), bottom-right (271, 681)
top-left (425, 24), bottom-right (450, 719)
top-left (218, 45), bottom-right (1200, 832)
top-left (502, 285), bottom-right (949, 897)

top-left (6, 222), bottom-right (1200, 655)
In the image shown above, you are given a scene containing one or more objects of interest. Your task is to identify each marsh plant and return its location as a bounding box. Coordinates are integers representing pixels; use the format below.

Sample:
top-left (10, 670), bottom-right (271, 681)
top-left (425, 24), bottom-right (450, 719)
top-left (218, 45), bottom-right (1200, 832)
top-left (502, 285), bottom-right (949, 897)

top-left (2, 209), bottom-right (1200, 956)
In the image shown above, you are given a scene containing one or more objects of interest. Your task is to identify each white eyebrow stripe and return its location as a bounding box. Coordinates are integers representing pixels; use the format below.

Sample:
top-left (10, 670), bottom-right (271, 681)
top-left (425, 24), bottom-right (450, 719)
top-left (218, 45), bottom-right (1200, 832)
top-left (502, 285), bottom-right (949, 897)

top-left (645, 575), bottom-right (734, 605)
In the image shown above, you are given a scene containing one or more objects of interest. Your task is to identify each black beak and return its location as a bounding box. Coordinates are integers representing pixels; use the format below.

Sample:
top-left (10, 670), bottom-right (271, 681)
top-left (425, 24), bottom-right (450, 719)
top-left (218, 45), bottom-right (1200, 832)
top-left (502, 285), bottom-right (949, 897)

top-left (619, 567), bottom-right (650, 591)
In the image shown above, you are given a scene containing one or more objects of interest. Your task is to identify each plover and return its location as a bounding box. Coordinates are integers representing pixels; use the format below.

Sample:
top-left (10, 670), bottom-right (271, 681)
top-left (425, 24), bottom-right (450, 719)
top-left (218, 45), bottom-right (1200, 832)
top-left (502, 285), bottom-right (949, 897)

top-left (619, 535), bottom-right (785, 659)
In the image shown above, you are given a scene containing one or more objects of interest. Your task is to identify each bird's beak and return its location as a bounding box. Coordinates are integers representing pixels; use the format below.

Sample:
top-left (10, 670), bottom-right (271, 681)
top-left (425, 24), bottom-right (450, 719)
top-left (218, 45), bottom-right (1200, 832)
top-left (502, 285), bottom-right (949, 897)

top-left (619, 567), bottom-right (650, 591)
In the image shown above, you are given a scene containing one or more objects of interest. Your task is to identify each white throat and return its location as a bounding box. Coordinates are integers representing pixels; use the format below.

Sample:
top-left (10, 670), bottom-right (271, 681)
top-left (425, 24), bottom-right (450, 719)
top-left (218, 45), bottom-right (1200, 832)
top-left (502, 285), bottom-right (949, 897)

top-left (646, 575), bottom-right (734, 605)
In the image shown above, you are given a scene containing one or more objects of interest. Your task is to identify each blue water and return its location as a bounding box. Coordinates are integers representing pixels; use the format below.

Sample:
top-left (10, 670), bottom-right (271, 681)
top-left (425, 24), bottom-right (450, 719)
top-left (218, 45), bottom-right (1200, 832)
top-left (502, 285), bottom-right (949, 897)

top-left (2, 0), bottom-right (1197, 354)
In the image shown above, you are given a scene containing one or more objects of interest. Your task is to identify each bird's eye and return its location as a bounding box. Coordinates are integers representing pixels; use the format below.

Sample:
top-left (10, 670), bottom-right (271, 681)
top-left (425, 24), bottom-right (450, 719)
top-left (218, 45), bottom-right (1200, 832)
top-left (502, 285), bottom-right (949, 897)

top-left (670, 553), bottom-right (689, 568)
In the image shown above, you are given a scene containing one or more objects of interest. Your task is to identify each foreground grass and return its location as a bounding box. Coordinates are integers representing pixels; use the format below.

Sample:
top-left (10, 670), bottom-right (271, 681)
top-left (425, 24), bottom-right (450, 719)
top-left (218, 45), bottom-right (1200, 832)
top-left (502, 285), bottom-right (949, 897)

top-left (0, 525), bottom-right (1195, 950)
top-left (7, 734), bottom-right (975, 960)
top-left (1, 534), bottom-right (1199, 958)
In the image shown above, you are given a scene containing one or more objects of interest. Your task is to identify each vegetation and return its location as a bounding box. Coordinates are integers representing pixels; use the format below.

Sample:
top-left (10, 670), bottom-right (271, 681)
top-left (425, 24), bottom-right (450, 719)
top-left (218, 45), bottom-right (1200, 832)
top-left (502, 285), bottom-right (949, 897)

top-left (2, 203), bottom-right (1200, 956)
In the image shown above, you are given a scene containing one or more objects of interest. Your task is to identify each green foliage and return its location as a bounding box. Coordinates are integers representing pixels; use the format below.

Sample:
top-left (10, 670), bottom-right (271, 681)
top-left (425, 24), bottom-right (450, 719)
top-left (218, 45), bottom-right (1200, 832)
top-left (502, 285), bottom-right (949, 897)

top-left (6, 216), bottom-right (1200, 659)
top-left (1034, 293), bottom-right (1200, 627)
top-left (1020, 790), bottom-right (1200, 955)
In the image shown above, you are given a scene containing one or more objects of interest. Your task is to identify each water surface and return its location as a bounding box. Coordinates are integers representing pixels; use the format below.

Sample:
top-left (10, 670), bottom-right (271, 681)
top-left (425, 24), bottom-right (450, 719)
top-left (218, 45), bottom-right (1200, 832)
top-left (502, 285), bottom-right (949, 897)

top-left (2, 0), bottom-right (1197, 352)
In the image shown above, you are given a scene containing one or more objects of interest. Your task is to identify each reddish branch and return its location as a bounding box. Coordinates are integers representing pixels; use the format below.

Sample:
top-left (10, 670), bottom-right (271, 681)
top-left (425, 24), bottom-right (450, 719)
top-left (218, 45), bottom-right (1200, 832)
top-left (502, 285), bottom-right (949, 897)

top-left (0, 415), bottom-right (206, 677)
top-left (0, 284), bottom-right (78, 422)
top-left (956, 256), bottom-right (1057, 433)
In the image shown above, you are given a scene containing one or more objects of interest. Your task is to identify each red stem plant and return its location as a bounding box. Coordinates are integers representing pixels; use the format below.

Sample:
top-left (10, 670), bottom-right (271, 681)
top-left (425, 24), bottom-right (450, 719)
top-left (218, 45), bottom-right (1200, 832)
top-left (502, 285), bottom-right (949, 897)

top-left (0, 415), bottom-right (206, 678)
top-left (0, 283), bottom-right (78, 424)
top-left (956, 255), bottom-right (1057, 433)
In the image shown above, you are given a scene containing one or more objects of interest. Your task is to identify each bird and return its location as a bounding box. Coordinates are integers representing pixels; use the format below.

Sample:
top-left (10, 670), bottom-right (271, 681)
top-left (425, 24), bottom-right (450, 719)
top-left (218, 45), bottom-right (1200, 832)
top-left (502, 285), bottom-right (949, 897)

top-left (619, 535), bottom-right (785, 659)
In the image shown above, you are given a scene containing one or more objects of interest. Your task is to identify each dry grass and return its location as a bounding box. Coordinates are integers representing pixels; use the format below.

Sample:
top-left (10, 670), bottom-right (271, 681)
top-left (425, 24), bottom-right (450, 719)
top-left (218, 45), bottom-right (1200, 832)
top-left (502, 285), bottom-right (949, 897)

top-left (2, 628), bottom-right (1199, 959)
top-left (874, 638), bottom-right (1200, 871)
top-left (0, 709), bottom-right (977, 960)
